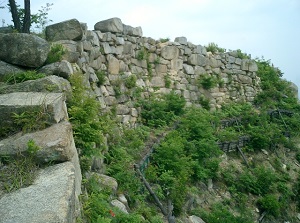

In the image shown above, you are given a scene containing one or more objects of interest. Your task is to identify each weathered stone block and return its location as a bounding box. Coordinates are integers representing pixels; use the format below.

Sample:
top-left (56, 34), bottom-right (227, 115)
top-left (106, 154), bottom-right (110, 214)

top-left (0, 92), bottom-right (68, 128)
top-left (0, 60), bottom-right (24, 77)
top-left (95, 17), bottom-right (124, 33)
top-left (0, 121), bottom-right (76, 163)
top-left (0, 75), bottom-right (71, 98)
top-left (161, 46), bottom-right (179, 60)
top-left (39, 60), bottom-right (73, 79)
top-left (0, 33), bottom-right (49, 68)
top-left (174, 36), bottom-right (187, 45)
top-left (46, 19), bottom-right (83, 42)
top-left (0, 162), bottom-right (79, 223)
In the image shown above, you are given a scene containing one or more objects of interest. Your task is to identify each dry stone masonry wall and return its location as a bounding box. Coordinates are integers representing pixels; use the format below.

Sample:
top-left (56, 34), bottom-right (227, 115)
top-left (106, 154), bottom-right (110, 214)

top-left (44, 17), bottom-right (260, 126)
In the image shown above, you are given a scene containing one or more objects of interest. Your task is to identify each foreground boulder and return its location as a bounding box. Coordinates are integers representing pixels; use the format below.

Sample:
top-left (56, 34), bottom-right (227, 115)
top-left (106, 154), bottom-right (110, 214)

top-left (0, 60), bottom-right (24, 77)
top-left (0, 33), bottom-right (50, 68)
top-left (0, 75), bottom-right (72, 97)
top-left (0, 162), bottom-right (79, 223)
top-left (0, 92), bottom-right (68, 126)
top-left (38, 60), bottom-right (74, 79)
top-left (0, 121), bottom-right (76, 164)
top-left (45, 19), bottom-right (83, 42)
top-left (94, 17), bottom-right (124, 33)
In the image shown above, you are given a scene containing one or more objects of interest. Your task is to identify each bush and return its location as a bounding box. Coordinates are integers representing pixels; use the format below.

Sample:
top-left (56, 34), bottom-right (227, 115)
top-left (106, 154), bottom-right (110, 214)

top-left (140, 91), bottom-right (185, 127)
top-left (257, 194), bottom-right (280, 217)
top-left (205, 42), bottom-right (226, 54)
top-left (45, 44), bottom-right (65, 64)
top-left (125, 75), bottom-right (137, 89)
top-left (198, 74), bottom-right (218, 89)
top-left (95, 70), bottom-right (106, 86)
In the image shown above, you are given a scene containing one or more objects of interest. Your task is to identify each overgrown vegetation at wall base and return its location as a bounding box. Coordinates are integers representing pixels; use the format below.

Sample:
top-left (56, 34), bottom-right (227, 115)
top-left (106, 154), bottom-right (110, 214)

top-left (68, 57), bottom-right (300, 222)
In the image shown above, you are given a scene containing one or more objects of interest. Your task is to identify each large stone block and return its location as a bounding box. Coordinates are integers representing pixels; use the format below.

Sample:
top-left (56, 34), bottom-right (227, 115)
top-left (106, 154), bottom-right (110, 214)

top-left (0, 92), bottom-right (68, 129)
top-left (0, 60), bottom-right (24, 77)
top-left (161, 46), bottom-right (179, 60)
top-left (107, 55), bottom-right (120, 75)
top-left (39, 60), bottom-right (74, 79)
top-left (0, 162), bottom-right (79, 223)
top-left (123, 24), bottom-right (143, 37)
top-left (94, 17), bottom-right (124, 33)
top-left (0, 121), bottom-right (76, 164)
top-left (187, 54), bottom-right (207, 66)
top-left (174, 36), bottom-right (187, 45)
top-left (0, 33), bottom-right (50, 68)
top-left (0, 75), bottom-right (72, 98)
top-left (45, 19), bottom-right (83, 42)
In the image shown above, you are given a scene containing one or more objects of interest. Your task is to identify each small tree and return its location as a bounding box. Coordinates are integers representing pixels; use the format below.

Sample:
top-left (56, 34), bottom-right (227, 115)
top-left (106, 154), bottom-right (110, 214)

top-left (5, 0), bottom-right (53, 33)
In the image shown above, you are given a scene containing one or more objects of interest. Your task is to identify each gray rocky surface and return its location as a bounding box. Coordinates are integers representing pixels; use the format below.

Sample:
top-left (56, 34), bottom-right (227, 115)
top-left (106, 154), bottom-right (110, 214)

top-left (0, 162), bottom-right (78, 223)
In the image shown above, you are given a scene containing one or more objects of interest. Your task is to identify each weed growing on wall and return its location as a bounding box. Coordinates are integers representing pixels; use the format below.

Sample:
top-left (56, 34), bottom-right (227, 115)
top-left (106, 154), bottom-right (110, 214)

top-left (205, 42), bottom-right (226, 53)
top-left (0, 140), bottom-right (40, 193)
top-left (45, 44), bottom-right (65, 64)
top-left (1, 70), bottom-right (46, 84)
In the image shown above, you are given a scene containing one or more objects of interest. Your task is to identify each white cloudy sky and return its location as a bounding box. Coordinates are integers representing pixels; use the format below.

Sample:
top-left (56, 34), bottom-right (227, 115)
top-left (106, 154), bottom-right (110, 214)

top-left (1, 0), bottom-right (300, 90)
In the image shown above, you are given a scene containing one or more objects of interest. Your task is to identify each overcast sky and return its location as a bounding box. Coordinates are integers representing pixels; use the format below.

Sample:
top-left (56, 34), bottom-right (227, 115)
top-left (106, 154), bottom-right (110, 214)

top-left (1, 0), bottom-right (300, 91)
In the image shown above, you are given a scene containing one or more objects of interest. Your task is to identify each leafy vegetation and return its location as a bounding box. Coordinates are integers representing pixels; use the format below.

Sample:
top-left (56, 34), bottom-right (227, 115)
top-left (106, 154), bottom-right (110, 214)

top-left (159, 37), bottom-right (170, 43)
top-left (68, 54), bottom-right (300, 222)
top-left (45, 44), bottom-right (65, 64)
top-left (205, 42), bottom-right (226, 53)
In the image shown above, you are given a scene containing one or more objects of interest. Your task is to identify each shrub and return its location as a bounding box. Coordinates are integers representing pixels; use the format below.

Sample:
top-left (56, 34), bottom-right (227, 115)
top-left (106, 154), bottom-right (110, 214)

top-left (159, 37), bottom-right (170, 43)
top-left (125, 75), bottom-right (137, 89)
top-left (95, 70), bottom-right (106, 86)
top-left (257, 194), bottom-right (280, 217)
top-left (199, 96), bottom-right (210, 110)
top-left (198, 74), bottom-right (218, 89)
top-left (205, 42), bottom-right (226, 54)
top-left (136, 48), bottom-right (147, 60)
top-left (236, 49), bottom-right (250, 59)
top-left (164, 75), bottom-right (171, 88)
top-left (140, 91), bottom-right (185, 128)
top-left (45, 44), bottom-right (65, 64)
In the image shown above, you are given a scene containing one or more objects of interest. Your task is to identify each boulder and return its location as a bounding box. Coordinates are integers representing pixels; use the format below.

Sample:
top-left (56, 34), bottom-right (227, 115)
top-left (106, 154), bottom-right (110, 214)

top-left (88, 173), bottom-right (118, 192)
top-left (0, 60), bottom-right (24, 77)
top-left (0, 92), bottom-right (68, 130)
top-left (0, 162), bottom-right (79, 223)
top-left (0, 33), bottom-right (50, 68)
top-left (45, 19), bottom-right (83, 42)
top-left (38, 60), bottom-right (74, 79)
top-left (188, 215), bottom-right (206, 223)
top-left (123, 24), bottom-right (143, 37)
top-left (94, 17), bottom-right (124, 33)
top-left (111, 199), bottom-right (128, 214)
top-left (174, 36), bottom-right (187, 45)
top-left (161, 45), bottom-right (179, 60)
top-left (183, 64), bottom-right (195, 75)
top-left (0, 121), bottom-right (76, 164)
top-left (0, 75), bottom-right (71, 97)
top-left (53, 40), bottom-right (80, 63)
top-left (107, 55), bottom-right (120, 74)
top-left (188, 54), bottom-right (207, 66)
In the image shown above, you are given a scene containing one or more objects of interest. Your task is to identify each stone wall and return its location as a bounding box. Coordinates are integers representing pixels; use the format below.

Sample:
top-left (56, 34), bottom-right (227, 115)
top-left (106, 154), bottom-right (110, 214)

top-left (45, 17), bottom-right (260, 126)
